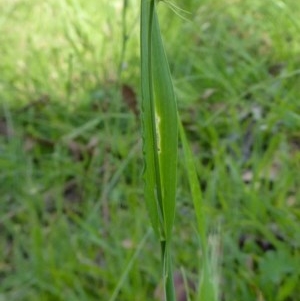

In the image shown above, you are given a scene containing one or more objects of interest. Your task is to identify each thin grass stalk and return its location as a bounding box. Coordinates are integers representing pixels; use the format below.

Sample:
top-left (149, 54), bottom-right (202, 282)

top-left (178, 118), bottom-right (217, 301)
top-left (161, 241), bottom-right (176, 300)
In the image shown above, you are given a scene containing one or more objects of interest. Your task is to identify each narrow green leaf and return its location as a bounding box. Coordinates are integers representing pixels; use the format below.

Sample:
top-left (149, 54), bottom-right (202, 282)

top-left (109, 229), bottom-right (151, 301)
top-left (178, 118), bottom-right (217, 301)
top-left (141, 1), bottom-right (178, 300)
top-left (140, 0), bottom-right (178, 241)
top-left (141, 0), bottom-right (160, 237)
top-left (178, 118), bottom-right (206, 249)
top-left (151, 4), bottom-right (178, 241)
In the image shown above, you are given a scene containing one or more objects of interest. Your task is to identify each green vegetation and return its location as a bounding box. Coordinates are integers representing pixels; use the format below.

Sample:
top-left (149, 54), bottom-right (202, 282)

top-left (1, 0), bottom-right (299, 300)
top-left (141, 0), bottom-right (178, 299)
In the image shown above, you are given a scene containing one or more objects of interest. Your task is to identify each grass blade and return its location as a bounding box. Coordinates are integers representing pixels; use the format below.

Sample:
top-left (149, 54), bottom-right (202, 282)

top-left (141, 0), bottom-right (161, 238)
top-left (109, 229), bottom-right (151, 301)
top-left (140, 0), bottom-right (178, 243)
top-left (141, 1), bottom-right (178, 300)
top-left (178, 118), bottom-right (217, 301)
top-left (151, 4), bottom-right (178, 242)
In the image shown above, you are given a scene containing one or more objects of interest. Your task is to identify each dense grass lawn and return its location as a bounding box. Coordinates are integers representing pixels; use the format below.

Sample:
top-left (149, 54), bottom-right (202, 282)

top-left (0, 0), bottom-right (299, 300)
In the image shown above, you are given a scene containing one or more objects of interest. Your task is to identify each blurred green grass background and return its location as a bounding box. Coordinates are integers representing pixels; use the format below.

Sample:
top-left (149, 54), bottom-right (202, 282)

top-left (0, 0), bottom-right (299, 300)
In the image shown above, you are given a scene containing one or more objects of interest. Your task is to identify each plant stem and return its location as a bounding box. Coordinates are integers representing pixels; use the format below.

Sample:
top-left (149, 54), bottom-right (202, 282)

top-left (161, 240), bottom-right (176, 301)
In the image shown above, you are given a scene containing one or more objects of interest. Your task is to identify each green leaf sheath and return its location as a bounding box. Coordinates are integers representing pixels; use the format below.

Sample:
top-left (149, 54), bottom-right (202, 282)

top-left (140, 0), bottom-right (178, 241)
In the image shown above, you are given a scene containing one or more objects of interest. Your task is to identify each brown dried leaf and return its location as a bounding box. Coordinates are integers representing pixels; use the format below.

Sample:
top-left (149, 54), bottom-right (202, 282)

top-left (242, 170), bottom-right (253, 183)
top-left (86, 136), bottom-right (99, 157)
top-left (87, 136), bottom-right (99, 150)
top-left (0, 118), bottom-right (13, 138)
top-left (67, 140), bottom-right (85, 161)
top-left (268, 63), bottom-right (285, 76)
top-left (23, 136), bottom-right (37, 152)
top-left (122, 84), bottom-right (139, 116)
top-left (121, 239), bottom-right (134, 250)
top-left (63, 179), bottom-right (82, 204)
top-left (23, 135), bottom-right (54, 152)
top-left (201, 88), bottom-right (216, 100)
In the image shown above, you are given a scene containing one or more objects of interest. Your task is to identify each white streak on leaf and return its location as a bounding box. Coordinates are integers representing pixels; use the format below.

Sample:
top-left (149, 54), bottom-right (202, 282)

top-left (155, 110), bottom-right (161, 153)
